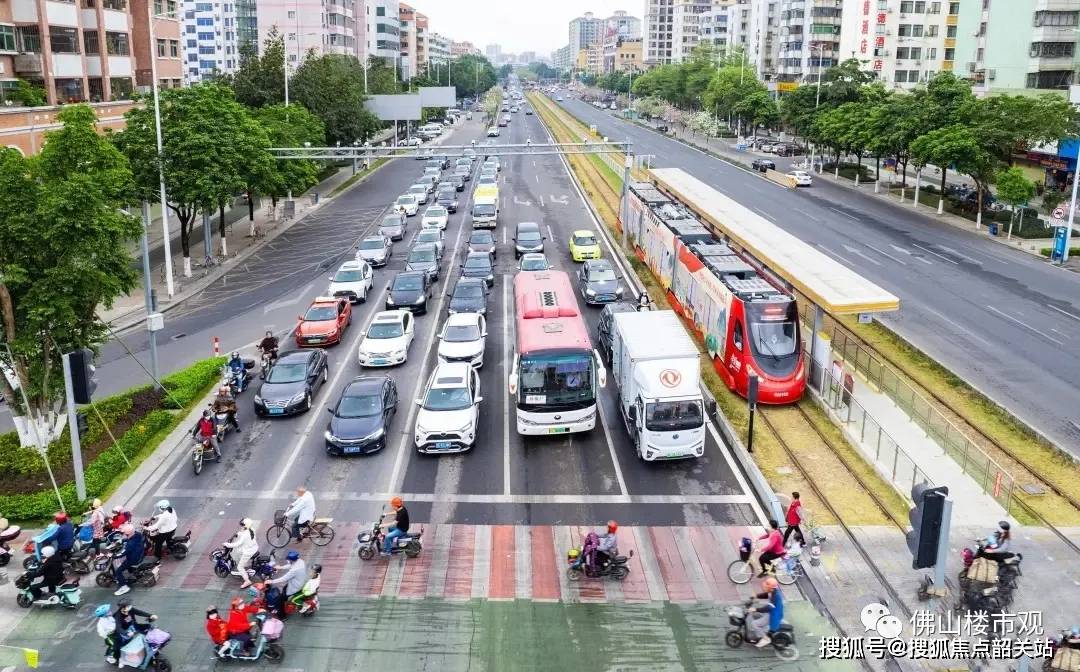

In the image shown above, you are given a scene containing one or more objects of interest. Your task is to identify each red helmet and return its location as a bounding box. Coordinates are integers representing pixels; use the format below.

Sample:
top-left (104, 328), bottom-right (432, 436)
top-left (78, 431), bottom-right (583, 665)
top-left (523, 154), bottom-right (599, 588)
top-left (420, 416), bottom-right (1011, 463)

top-left (390, 496), bottom-right (403, 509)
top-left (607, 520), bottom-right (618, 534)
top-left (54, 512), bottom-right (69, 524)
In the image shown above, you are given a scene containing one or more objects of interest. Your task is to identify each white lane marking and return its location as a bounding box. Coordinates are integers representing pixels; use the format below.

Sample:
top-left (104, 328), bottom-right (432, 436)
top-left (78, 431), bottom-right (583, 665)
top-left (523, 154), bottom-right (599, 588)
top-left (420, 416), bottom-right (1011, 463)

top-left (937, 245), bottom-right (982, 265)
top-left (1047, 304), bottom-right (1080, 323)
top-left (863, 242), bottom-right (907, 266)
top-left (841, 243), bottom-right (882, 266)
top-left (546, 224), bottom-right (556, 244)
top-left (889, 244), bottom-right (912, 255)
top-left (794, 208), bottom-right (820, 222)
top-left (263, 281), bottom-right (315, 313)
top-left (386, 175), bottom-right (475, 493)
top-left (986, 304), bottom-right (1064, 345)
top-left (815, 243), bottom-right (858, 268)
top-left (920, 304), bottom-right (994, 349)
top-left (916, 256), bottom-right (933, 265)
top-left (752, 207), bottom-right (774, 222)
top-left (1051, 327), bottom-right (1070, 339)
top-left (550, 194), bottom-right (568, 205)
top-left (535, 174), bottom-right (539, 183)
top-left (539, 195), bottom-right (544, 207)
top-left (705, 421), bottom-right (767, 524)
top-left (829, 207), bottom-right (859, 221)
top-left (159, 488), bottom-right (756, 504)
top-left (911, 243), bottom-right (959, 265)
top-left (502, 277), bottom-right (512, 496)
top-left (502, 226), bottom-right (507, 244)
top-left (269, 284), bottom-right (389, 493)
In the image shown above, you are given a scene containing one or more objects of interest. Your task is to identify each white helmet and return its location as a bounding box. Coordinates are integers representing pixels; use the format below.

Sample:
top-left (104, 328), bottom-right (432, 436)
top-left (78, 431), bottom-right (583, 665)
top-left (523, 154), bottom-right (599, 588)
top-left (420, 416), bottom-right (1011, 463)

top-left (156, 499), bottom-right (170, 511)
top-left (41, 546), bottom-right (56, 558)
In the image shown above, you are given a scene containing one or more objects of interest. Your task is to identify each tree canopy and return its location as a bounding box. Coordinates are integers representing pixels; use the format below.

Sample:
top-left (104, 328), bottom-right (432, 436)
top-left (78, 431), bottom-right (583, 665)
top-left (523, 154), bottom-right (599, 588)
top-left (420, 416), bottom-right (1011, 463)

top-left (291, 54), bottom-right (380, 145)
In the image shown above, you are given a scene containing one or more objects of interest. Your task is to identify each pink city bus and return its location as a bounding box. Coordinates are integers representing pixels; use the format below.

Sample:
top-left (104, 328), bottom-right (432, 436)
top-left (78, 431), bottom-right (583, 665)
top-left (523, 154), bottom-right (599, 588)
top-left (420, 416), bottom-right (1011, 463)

top-left (508, 271), bottom-right (607, 435)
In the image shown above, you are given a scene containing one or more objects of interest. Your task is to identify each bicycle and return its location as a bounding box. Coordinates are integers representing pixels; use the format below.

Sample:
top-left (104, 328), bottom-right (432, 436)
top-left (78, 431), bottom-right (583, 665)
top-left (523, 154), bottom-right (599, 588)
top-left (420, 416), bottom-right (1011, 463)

top-left (726, 545), bottom-right (804, 586)
top-left (265, 509), bottom-right (335, 549)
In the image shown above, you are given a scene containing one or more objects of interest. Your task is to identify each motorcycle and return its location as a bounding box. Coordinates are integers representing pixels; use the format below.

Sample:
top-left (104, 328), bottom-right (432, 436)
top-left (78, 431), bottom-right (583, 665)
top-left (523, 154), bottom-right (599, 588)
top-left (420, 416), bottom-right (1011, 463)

top-left (0, 517), bottom-right (21, 567)
top-left (258, 348), bottom-right (277, 380)
top-left (14, 572), bottom-right (81, 609)
top-left (141, 525), bottom-right (191, 561)
top-left (214, 410), bottom-right (234, 443)
top-left (210, 547), bottom-right (276, 582)
top-left (214, 609), bottom-right (285, 663)
top-left (246, 582), bottom-right (317, 618)
top-left (565, 546), bottom-right (633, 581)
top-left (1044, 628), bottom-right (1080, 672)
top-left (23, 540), bottom-right (94, 575)
top-left (356, 518), bottom-right (423, 561)
top-left (192, 435), bottom-right (220, 475)
top-left (223, 360), bottom-right (255, 396)
top-left (95, 545), bottom-right (161, 590)
top-left (724, 600), bottom-right (799, 661)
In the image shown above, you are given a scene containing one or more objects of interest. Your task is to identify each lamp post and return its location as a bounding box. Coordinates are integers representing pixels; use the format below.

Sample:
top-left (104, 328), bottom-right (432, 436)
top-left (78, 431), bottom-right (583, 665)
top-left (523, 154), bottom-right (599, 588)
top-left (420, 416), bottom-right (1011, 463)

top-left (807, 44), bottom-right (825, 175)
top-left (1061, 141), bottom-right (1080, 265)
top-left (147, 5), bottom-right (175, 292)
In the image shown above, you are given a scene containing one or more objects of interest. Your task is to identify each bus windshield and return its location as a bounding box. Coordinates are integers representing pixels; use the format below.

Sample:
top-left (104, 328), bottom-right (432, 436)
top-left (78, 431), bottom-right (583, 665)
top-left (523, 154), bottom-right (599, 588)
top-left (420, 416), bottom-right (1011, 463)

top-left (645, 400), bottom-right (704, 432)
top-left (473, 203), bottom-right (496, 217)
top-left (517, 351), bottom-right (594, 408)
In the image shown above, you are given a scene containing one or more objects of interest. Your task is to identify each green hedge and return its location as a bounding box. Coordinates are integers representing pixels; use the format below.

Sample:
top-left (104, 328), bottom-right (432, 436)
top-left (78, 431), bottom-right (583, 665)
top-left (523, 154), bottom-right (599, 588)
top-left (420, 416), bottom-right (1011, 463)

top-left (1039, 246), bottom-right (1080, 258)
top-left (0, 357), bottom-right (224, 522)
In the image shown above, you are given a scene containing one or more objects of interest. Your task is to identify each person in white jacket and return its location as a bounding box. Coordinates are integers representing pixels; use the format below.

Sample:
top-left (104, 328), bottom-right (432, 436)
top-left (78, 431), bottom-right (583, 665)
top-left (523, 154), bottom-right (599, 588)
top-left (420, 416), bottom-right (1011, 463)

top-left (145, 500), bottom-right (178, 559)
top-left (223, 518), bottom-right (259, 589)
top-left (284, 486), bottom-right (316, 542)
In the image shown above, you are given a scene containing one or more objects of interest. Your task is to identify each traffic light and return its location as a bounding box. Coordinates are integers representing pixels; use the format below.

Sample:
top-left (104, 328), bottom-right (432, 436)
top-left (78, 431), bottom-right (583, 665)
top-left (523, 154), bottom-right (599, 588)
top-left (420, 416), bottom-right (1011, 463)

top-left (906, 483), bottom-right (949, 570)
top-left (68, 348), bottom-right (97, 404)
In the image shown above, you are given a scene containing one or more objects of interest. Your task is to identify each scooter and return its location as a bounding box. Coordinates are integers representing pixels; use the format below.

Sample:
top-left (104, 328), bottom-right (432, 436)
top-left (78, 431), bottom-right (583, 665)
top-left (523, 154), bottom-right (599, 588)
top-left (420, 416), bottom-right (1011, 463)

top-left (0, 517), bottom-right (21, 567)
top-left (23, 541), bottom-right (94, 575)
top-left (210, 547), bottom-right (276, 581)
top-left (118, 627), bottom-right (172, 671)
top-left (14, 572), bottom-right (81, 608)
top-left (214, 610), bottom-right (284, 663)
top-left (214, 410), bottom-right (235, 443)
top-left (258, 349), bottom-right (277, 380)
top-left (141, 526), bottom-right (191, 561)
top-left (192, 435), bottom-right (220, 475)
top-left (565, 547), bottom-right (633, 581)
top-left (223, 361), bottom-right (255, 396)
top-left (724, 600), bottom-right (799, 661)
top-left (95, 546), bottom-right (161, 590)
top-left (356, 517), bottom-right (423, 560)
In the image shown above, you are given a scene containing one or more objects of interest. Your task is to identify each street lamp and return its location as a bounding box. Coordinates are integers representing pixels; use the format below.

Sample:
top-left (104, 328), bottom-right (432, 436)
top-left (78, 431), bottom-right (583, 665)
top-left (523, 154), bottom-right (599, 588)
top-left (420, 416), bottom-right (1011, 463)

top-left (807, 44), bottom-right (825, 175)
top-left (147, 5), bottom-right (175, 293)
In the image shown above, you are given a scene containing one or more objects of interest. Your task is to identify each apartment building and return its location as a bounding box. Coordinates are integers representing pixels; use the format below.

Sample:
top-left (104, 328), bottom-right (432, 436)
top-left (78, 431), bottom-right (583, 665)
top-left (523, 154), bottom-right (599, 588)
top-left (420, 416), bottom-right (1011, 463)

top-left (701, 5), bottom-right (731, 56)
top-left (954, 0), bottom-right (1080, 92)
top-left (644, 0), bottom-right (711, 65)
top-left (450, 39), bottom-right (479, 57)
top-left (255, 0), bottom-right (356, 69)
top-left (576, 42), bottom-right (603, 75)
top-left (428, 31), bottom-right (449, 63)
top-left (0, 0), bottom-right (180, 106)
top-left (569, 12), bottom-right (604, 52)
top-left (838, 0), bottom-right (950, 89)
top-left (398, 2), bottom-right (427, 78)
top-left (180, 0), bottom-right (239, 83)
top-left (775, 0), bottom-right (842, 84)
top-left (603, 36), bottom-right (643, 72)
top-left (553, 43), bottom-right (573, 70)
top-left (364, 0), bottom-right (399, 63)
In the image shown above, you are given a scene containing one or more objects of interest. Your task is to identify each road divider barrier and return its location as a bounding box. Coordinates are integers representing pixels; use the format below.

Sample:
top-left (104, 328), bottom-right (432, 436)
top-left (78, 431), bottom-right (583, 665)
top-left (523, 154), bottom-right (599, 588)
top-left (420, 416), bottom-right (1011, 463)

top-left (765, 169), bottom-right (797, 189)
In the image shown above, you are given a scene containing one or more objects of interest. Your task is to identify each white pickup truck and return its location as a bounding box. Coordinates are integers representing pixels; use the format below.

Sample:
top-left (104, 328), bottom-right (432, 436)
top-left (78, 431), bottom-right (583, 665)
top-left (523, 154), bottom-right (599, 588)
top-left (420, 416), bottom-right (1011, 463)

top-left (611, 310), bottom-right (706, 461)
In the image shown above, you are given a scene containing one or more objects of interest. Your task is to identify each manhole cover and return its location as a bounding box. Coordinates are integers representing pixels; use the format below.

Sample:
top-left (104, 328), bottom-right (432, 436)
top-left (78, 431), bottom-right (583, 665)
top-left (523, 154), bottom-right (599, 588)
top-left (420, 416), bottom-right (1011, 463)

top-left (1021, 484), bottom-right (1045, 496)
top-left (170, 333), bottom-right (187, 340)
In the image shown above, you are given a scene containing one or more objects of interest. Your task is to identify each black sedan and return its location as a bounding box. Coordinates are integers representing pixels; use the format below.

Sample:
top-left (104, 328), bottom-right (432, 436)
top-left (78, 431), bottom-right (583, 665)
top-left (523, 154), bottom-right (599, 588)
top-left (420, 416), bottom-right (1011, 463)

top-left (460, 252), bottom-right (495, 287)
top-left (324, 376), bottom-right (397, 455)
top-left (448, 277), bottom-right (489, 315)
top-left (436, 188), bottom-right (459, 213)
top-left (254, 350), bottom-right (328, 417)
top-left (385, 271), bottom-right (432, 314)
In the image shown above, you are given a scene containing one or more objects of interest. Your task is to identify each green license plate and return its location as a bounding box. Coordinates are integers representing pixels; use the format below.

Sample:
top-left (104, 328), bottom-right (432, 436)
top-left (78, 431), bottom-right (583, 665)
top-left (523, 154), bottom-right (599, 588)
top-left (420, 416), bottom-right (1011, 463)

top-left (548, 427), bottom-right (569, 434)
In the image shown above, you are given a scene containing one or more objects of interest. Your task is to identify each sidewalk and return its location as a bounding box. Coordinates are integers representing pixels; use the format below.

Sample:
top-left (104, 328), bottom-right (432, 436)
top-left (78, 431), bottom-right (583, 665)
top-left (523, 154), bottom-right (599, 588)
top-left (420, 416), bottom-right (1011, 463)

top-left (100, 163), bottom-right (366, 332)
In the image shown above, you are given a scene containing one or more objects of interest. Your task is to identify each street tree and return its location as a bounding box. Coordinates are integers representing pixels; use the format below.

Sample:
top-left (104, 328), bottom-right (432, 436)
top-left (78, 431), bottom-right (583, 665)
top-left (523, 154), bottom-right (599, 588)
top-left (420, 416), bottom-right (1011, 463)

top-left (291, 54), bottom-right (379, 145)
top-left (246, 103), bottom-right (323, 225)
top-left (116, 84), bottom-right (271, 274)
top-left (0, 105), bottom-right (141, 448)
top-left (910, 124), bottom-right (988, 211)
top-left (995, 166), bottom-right (1037, 236)
top-left (230, 28), bottom-right (286, 108)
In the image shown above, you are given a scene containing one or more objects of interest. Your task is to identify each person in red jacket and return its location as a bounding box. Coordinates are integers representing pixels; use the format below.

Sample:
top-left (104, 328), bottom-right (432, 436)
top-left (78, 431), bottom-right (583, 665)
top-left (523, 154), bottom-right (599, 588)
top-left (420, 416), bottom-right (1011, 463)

top-left (206, 607), bottom-right (228, 650)
top-left (225, 597), bottom-right (257, 655)
top-left (783, 492), bottom-right (804, 546)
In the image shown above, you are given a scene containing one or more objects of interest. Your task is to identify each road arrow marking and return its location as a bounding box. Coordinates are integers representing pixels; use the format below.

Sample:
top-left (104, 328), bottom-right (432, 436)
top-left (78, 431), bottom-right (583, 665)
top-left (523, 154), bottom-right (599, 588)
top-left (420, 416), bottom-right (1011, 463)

top-left (262, 281), bottom-right (315, 314)
top-left (889, 244), bottom-right (912, 255)
top-left (841, 243), bottom-right (882, 266)
top-left (513, 195), bottom-right (532, 206)
top-left (864, 243), bottom-right (907, 265)
top-left (550, 194), bottom-right (569, 205)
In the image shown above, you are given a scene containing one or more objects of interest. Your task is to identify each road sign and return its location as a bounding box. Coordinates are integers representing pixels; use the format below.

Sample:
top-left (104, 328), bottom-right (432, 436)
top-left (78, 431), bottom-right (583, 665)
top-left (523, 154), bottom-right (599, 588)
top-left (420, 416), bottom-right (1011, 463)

top-left (1053, 206), bottom-right (1065, 220)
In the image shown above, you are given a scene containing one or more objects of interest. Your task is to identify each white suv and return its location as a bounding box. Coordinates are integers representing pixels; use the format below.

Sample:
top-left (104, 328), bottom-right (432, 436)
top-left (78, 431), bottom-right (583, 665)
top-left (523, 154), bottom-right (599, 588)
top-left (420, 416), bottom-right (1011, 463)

top-left (357, 310), bottom-right (415, 367)
top-left (413, 362), bottom-right (482, 453)
top-left (327, 260), bottom-right (373, 304)
top-left (437, 313), bottom-right (487, 368)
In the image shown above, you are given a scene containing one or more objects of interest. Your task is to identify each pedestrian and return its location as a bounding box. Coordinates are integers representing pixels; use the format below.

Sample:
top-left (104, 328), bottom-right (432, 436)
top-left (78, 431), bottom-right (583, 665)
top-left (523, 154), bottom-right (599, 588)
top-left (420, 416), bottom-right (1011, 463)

top-left (783, 492), bottom-right (804, 546)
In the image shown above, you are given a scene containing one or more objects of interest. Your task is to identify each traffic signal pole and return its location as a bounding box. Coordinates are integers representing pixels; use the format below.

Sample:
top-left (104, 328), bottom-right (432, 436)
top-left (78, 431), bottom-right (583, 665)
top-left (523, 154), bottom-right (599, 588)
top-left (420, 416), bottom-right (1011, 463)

top-left (62, 352), bottom-right (87, 502)
top-left (932, 498), bottom-right (953, 605)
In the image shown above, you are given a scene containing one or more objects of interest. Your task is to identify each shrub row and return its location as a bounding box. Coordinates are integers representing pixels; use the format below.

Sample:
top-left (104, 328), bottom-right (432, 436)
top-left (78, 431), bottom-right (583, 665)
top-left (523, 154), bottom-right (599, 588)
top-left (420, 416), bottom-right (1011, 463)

top-left (161, 357), bottom-right (225, 409)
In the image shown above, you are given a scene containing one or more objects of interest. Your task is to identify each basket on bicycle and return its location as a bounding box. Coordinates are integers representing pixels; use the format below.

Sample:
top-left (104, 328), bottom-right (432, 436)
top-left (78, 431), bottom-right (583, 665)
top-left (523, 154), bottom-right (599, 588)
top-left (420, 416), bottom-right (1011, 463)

top-left (738, 537), bottom-right (752, 563)
top-left (273, 509), bottom-right (286, 526)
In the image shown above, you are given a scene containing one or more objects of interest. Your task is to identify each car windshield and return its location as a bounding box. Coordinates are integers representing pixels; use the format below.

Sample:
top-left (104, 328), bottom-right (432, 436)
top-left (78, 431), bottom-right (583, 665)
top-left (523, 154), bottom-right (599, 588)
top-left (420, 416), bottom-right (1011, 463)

top-left (645, 400), bottom-right (704, 432)
top-left (334, 269), bottom-right (364, 282)
top-left (589, 267), bottom-right (616, 282)
top-left (518, 230), bottom-right (541, 242)
top-left (408, 248), bottom-right (435, 262)
top-left (417, 232), bottom-right (440, 243)
top-left (464, 256), bottom-right (490, 270)
top-left (573, 234), bottom-right (596, 246)
top-left (337, 393), bottom-right (382, 418)
top-left (444, 324), bottom-right (481, 342)
top-left (521, 257), bottom-right (548, 270)
top-left (304, 305), bottom-right (336, 321)
top-left (478, 177), bottom-right (496, 185)
top-left (395, 197), bottom-right (414, 206)
top-left (517, 352), bottom-right (595, 407)
top-left (470, 232), bottom-right (493, 244)
top-left (454, 283), bottom-right (484, 298)
top-left (383, 215), bottom-right (403, 226)
top-left (422, 384), bottom-right (472, 411)
top-left (367, 322), bottom-right (404, 338)
top-left (393, 276), bottom-right (422, 291)
top-left (426, 207), bottom-right (446, 217)
top-left (266, 362), bottom-right (307, 384)
top-left (360, 239), bottom-right (385, 250)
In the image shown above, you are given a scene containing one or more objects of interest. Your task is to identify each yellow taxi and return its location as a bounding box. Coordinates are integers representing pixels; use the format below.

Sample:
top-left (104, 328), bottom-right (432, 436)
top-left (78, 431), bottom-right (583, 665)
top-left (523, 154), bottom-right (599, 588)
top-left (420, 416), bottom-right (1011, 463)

top-left (568, 230), bottom-right (601, 262)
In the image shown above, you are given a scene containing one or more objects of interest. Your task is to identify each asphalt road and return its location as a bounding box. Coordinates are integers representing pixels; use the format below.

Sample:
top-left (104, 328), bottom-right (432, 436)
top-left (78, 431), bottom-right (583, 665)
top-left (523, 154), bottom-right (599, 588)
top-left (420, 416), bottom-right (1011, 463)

top-left (554, 96), bottom-right (1080, 456)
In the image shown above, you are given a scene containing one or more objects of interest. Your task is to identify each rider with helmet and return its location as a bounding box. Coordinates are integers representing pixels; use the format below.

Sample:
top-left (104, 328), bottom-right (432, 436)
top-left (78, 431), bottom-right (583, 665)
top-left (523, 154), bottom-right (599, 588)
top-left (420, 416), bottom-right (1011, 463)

top-left (223, 518), bottom-right (259, 589)
top-left (145, 500), bottom-right (178, 559)
top-left (595, 520), bottom-right (619, 569)
top-left (211, 386), bottom-right (241, 433)
top-left (267, 550), bottom-right (307, 618)
top-left (53, 511), bottom-right (75, 557)
top-left (976, 521), bottom-right (1014, 564)
top-left (258, 331), bottom-right (279, 366)
top-left (27, 545), bottom-right (65, 601)
top-left (380, 497), bottom-right (410, 556)
top-left (108, 599), bottom-right (157, 664)
top-left (749, 577), bottom-right (785, 648)
top-left (113, 524), bottom-right (146, 596)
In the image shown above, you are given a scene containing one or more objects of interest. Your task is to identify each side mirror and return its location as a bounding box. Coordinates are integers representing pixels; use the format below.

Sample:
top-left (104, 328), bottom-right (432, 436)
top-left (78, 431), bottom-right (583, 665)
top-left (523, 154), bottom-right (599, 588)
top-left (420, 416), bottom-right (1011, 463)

top-left (627, 405), bottom-right (637, 421)
top-left (475, 396), bottom-right (484, 403)
top-left (297, 315), bottom-right (303, 322)
top-left (481, 331), bottom-right (488, 338)
top-left (414, 399), bottom-right (423, 406)
top-left (326, 407), bottom-right (334, 414)
top-left (328, 276), bottom-right (333, 281)
top-left (508, 373), bottom-right (518, 395)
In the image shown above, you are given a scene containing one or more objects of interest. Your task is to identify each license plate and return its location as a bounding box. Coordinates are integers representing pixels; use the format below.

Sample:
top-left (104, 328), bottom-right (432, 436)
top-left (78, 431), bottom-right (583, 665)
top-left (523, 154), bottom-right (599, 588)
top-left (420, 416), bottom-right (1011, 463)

top-left (372, 358), bottom-right (388, 365)
top-left (358, 534), bottom-right (371, 543)
top-left (344, 446), bottom-right (361, 454)
top-left (308, 337), bottom-right (324, 343)
top-left (435, 441), bottom-right (451, 449)
top-left (548, 427), bottom-right (569, 434)
top-left (269, 408), bottom-right (284, 415)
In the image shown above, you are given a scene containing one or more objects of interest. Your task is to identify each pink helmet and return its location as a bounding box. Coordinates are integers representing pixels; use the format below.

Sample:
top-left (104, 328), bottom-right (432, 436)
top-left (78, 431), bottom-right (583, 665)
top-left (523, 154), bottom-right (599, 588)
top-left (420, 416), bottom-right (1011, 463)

top-left (120, 523), bottom-right (135, 536)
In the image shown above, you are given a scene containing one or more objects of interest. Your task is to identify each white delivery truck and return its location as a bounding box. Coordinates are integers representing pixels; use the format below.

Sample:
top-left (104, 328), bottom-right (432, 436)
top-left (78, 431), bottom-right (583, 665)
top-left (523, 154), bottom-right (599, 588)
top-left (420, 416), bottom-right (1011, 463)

top-left (471, 185), bottom-right (499, 228)
top-left (611, 310), bottom-right (706, 461)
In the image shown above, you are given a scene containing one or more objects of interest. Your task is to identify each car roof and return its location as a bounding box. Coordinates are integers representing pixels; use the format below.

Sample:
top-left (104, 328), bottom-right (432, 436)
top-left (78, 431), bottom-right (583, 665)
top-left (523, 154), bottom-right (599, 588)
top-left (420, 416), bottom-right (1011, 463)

top-left (465, 251), bottom-right (491, 261)
top-left (470, 230), bottom-right (493, 239)
top-left (395, 271), bottom-right (425, 281)
top-left (517, 221), bottom-right (540, 231)
top-left (425, 205), bottom-right (446, 212)
top-left (445, 312), bottom-right (481, 327)
top-left (309, 297), bottom-right (339, 307)
top-left (520, 252), bottom-right (546, 261)
top-left (344, 376), bottom-right (388, 395)
top-left (337, 260), bottom-right (366, 270)
top-left (572, 229), bottom-right (597, 238)
top-left (371, 310), bottom-right (407, 324)
top-left (397, 194), bottom-right (416, 202)
top-left (602, 301), bottom-right (637, 316)
top-left (456, 277), bottom-right (486, 289)
top-left (584, 259), bottom-right (613, 270)
top-left (410, 242), bottom-right (437, 252)
top-left (430, 362), bottom-right (471, 387)
top-left (417, 229), bottom-right (440, 238)
top-left (362, 235), bottom-right (387, 242)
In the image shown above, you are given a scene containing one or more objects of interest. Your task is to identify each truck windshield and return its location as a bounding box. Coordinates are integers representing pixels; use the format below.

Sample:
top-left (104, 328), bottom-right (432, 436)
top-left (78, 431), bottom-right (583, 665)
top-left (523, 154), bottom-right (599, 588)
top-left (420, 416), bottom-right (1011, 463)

top-left (473, 203), bottom-right (496, 217)
top-left (517, 352), bottom-right (594, 408)
top-left (645, 400), bottom-right (704, 432)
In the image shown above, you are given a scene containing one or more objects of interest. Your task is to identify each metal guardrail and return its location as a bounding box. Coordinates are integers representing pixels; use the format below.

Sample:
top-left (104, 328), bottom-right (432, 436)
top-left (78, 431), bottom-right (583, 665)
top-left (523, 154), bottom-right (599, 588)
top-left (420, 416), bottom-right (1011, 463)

top-left (801, 306), bottom-right (1016, 513)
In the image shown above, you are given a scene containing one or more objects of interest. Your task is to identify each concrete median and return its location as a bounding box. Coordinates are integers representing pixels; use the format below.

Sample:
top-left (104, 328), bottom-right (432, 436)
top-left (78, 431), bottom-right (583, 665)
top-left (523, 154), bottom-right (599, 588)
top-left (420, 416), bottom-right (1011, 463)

top-left (765, 168), bottom-right (797, 189)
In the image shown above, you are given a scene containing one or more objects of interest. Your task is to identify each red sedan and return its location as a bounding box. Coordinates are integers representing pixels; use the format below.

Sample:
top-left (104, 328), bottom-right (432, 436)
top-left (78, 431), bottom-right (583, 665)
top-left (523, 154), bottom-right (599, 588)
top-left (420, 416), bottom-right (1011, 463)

top-left (296, 297), bottom-right (351, 347)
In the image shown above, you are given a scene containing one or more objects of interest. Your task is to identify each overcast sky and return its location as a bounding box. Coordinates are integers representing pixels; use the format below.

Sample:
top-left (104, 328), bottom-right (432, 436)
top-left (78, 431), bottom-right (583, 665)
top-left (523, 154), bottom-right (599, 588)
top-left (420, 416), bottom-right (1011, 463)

top-left (414, 0), bottom-right (642, 57)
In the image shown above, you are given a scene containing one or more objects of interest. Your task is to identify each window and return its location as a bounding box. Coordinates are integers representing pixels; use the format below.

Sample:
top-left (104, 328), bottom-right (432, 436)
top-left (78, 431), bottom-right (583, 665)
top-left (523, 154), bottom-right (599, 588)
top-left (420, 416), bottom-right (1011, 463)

top-left (169, 39), bottom-right (179, 57)
top-left (1030, 42), bottom-right (1075, 58)
top-left (944, 47), bottom-right (955, 60)
top-left (376, 6), bottom-right (385, 16)
top-left (288, 10), bottom-right (296, 19)
top-left (195, 2), bottom-right (212, 10)
top-left (948, 2), bottom-right (960, 15)
top-left (197, 32), bottom-right (214, 40)
top-left (1034, 11), bottom-right (1079, 27)
top-left (105, 32), bottom-right (129, 56)
top-left (16, 26), bottom-right (41, 52)
top-left (197, 18), bottom-right (213, 26)
top-left (84, 29), bottom-right (100, 54)
top-left (186, 39), bottom-right (196, 48)
top-left (976, 47), bottom-right (984, 60)
top-left (1027, 70), bottom-right (1073, 88)
top-left (895, 70), bottom-right (909, 83)
top-left (733, 321), bottom-right (744, 352)
top-left (927, 47), bottom-right (937, 59)
top-left (900, 1), bottom-right (925, 11)
top-left (49, 27), bottom-right (80, 54)
top-left (0, 25), bottom-right (15, 52)
top-left (929, 1), bottom-right (940, 12)
top-left (898, 24), bottom-right (923, 37)
top-left (186, 26), bottom-right (195, 34)
top-left (946, 25), bottom-right (957, 37)
top-left (199, 45), bottom-right (215, 54)
top-left (156, 38), bottom-right (166, 57)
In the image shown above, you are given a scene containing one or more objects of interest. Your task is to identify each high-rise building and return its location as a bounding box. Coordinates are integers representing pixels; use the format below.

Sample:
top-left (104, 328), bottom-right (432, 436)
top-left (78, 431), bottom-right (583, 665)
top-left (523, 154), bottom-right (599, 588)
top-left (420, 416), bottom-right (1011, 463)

top-left (644, 0), bottom-right (711, 65)
top-left (451, 40), bottom-right (480, 57)
top-left (429, 32), bottom-right (451, 63)
top-left (838, 0), bottom-right (950, 90)
top-left (254, 0), bottom-right (357, 74)
top-left (601, 10), bottom-right (643, 72)
top-left (569, 12), bottom-right (605, 52)
top-left (519, 50), bottom-right (537, 64)
top-left (486, 43), bottom-right (502, 61)
top-left (0, 0), bottom-right (182, 105)
top-left (553, 44), bottom-right (574, 71)
top-left (181, 0), bottom-right (241, 84)
top-left (701, 5), bottom-right (732, 56)
top-left (775, 0), bottom-right (841, 84)
top-left (365, 0), bottom-right (401, 64)
top-left (604, 36), bottom-right (644, 72)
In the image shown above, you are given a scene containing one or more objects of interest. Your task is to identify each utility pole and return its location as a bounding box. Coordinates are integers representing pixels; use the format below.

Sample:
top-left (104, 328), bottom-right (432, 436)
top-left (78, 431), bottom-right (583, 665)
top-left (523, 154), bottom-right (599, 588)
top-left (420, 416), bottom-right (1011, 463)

top-left (61, 353), bottom-right (87, 502)
top-left (1061, 142), bottom-right (1079, 265)
top-left (140, 201), bottom-right (161, 388)
top-left (147, 5), bottom-right (174, 293)
top-left (620, 152), bottom-right (633, 251)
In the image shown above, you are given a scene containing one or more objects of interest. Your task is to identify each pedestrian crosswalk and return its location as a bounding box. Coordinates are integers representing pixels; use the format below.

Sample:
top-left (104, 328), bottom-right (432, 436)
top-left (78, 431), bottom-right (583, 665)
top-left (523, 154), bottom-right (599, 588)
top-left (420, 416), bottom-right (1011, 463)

top-left (146, 522), bottom-right (797, 605)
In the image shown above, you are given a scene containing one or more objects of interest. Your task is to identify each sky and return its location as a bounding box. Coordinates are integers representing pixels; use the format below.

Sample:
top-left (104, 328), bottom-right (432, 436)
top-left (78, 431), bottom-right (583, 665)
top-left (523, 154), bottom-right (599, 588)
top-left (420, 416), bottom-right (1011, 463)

top-left (413, 0), bottom-right (641, 58)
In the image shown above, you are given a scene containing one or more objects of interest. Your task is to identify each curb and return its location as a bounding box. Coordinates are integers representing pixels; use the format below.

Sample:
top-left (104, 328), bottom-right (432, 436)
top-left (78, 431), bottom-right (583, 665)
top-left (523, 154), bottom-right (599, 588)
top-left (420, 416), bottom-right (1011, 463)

top-left (107, 160), bottom-right (391, 334)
